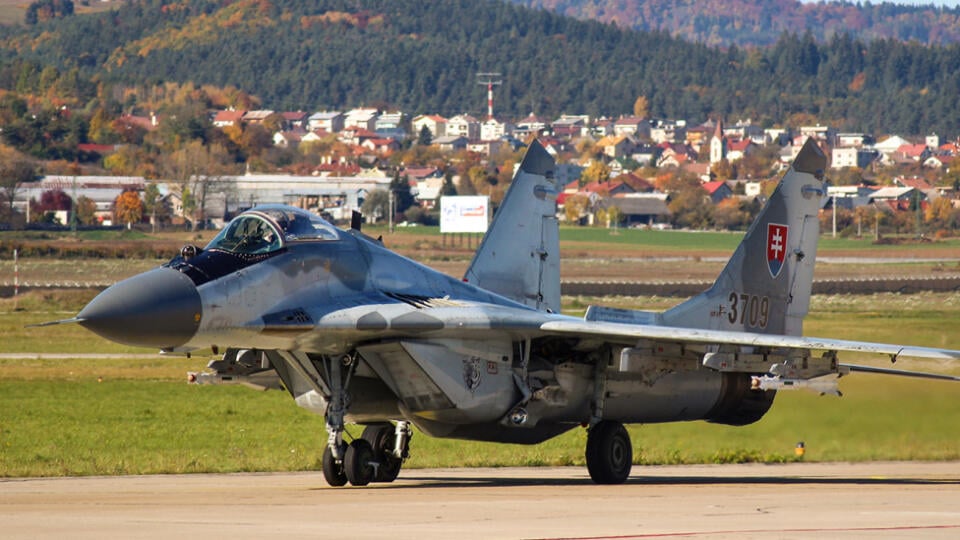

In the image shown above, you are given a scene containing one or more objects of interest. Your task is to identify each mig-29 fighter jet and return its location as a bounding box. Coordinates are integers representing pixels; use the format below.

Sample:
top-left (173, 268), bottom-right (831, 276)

top-left (59, 138), bottom-right (960, 486)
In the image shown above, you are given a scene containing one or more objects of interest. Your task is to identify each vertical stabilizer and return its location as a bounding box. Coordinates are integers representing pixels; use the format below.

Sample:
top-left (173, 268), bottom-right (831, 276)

top-left (464, 140), bottom-right (561, 312)
top-left (661, 138), bottom-right (827, 336)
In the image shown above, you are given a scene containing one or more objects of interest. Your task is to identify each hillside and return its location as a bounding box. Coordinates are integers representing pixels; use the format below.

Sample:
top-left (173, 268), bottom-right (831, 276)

top-left (1, 0), bottom-right (960, 134)
top-left (511, 0), bottom-right (960, 47)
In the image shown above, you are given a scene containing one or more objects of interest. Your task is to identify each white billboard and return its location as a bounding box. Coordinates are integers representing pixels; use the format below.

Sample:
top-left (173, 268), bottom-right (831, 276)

top-left (440, 196), bottom-right (489, 233)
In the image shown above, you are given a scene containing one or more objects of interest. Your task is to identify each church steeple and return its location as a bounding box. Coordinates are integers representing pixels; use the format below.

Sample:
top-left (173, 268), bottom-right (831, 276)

top-left (710, 118), bottom-right (726, 165)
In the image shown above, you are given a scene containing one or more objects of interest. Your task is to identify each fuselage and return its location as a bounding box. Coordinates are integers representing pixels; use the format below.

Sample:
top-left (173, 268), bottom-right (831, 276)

top-left (80, 205), bottom-right (546, 354)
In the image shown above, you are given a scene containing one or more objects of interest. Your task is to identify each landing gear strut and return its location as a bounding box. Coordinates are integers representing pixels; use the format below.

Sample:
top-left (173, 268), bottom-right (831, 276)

top-left (321, 354), bottom-right (353, 487)
top-left (317, 354), bottom-right (413, 487)
top-left (585, 420), bottom-right (632, 484)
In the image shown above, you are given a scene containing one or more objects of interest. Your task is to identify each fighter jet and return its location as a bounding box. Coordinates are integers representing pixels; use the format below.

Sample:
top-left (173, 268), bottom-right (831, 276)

top-left (61, 138), bottom-right (960, 486)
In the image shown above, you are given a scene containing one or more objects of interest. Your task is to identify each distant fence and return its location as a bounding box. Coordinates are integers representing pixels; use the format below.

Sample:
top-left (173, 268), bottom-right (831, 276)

top-left (563, 276), bottom-right (960, 297)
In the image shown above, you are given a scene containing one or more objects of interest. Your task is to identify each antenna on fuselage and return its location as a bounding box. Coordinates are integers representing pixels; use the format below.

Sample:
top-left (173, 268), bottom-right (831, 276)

top-left (351, 210), bottom-right (362, 231)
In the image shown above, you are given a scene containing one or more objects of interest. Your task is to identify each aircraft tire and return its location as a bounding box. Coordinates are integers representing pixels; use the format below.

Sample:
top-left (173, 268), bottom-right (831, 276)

top-left (361, 424), bottom-right (402, 483)
top-left (321, 445), bottom-right (348, 487)
top-left (585, 421), bottom-right (632, 484)
top-left (344, 439), bottom-right (376, 486)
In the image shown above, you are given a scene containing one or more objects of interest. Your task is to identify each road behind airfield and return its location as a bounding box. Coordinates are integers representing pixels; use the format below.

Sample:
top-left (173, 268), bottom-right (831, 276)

top-left (2, 462), bottom-right (959, 539)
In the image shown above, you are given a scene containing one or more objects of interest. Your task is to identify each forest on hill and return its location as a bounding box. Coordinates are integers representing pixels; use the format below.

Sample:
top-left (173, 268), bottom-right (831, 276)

top-left (0, 0), bottom-right (959, 135)
top-left (512, 0), bottom-right (960, 47)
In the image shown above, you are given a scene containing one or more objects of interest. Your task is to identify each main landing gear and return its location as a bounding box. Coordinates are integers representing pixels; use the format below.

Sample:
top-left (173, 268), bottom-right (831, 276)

top-left (585, 420), bottom-right (633, 484)
top-left (322, 422), bottom-right (412, 487)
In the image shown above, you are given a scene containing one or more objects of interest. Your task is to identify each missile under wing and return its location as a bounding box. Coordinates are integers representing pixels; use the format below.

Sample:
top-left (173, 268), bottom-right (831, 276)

top-left (65, 138), bottom-right (960, 486)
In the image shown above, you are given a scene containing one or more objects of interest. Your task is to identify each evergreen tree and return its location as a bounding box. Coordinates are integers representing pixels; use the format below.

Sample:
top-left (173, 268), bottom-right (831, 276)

top-left (389, 169), bottom-right (415, 215)
top-left (418, 125), bottom-right (433, 146)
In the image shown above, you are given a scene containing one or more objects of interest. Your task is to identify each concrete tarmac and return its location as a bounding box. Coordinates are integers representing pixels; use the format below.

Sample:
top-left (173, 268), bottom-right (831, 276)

top-left (2, 462), bottom-right (960, 539)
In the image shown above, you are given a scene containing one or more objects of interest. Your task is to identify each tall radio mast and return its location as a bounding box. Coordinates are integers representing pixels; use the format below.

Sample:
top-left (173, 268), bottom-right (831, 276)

top-left (476, 72), bottom-right (502, 120)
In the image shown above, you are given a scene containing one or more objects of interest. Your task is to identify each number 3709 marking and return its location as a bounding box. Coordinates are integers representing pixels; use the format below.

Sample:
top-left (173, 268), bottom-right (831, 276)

top-left (727, 292), bottom-right (770, 329)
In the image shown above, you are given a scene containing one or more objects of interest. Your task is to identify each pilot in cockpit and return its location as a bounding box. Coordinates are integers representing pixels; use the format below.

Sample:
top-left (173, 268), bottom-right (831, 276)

top-left (216, 216), bottom-right (280, 255)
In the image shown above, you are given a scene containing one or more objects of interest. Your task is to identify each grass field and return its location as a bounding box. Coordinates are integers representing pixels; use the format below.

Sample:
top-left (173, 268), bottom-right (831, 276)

top-left (1, 291), bottom-right (959, 477)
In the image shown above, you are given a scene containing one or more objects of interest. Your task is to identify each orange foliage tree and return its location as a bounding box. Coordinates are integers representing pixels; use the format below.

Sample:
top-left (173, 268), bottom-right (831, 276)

top-left (114, 190), bottom-right (143, 229)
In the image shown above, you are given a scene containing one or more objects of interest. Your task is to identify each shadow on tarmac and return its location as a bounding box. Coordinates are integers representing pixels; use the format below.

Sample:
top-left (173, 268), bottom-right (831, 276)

top-left (312, 472), bottom-right (960, 490)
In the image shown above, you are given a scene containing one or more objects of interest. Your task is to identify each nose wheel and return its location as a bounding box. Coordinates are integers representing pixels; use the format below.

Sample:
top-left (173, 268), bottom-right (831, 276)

top-left (321, 445), bottom-right (347, 487)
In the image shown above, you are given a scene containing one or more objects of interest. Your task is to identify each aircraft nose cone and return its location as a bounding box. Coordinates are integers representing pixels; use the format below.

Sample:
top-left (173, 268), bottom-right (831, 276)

top-left (78, 267), bottom-right (202, 349)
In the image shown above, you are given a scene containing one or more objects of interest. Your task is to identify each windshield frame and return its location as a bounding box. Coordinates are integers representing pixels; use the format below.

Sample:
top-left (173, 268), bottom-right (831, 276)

top-left (252, 205), bottom-right (341, 243)
top-left (205, 212), bottom-right (284, 255)
top-left (204, 205), bottom-right (341, 256)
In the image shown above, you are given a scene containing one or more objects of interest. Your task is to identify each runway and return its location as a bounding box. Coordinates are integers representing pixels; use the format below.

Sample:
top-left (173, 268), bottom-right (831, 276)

top-left (2, 462), bottom-right (960, 539)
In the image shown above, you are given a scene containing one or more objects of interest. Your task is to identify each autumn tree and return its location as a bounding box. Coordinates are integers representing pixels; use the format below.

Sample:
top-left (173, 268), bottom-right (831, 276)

top-left (111, 117), bottom-right (148, 145)
top-left (564, 193), bottom-right (590, 225)
top-left (161, 140), bottom-right (235, 230)
top-left (712, 197), bottom-right (755, 230)
top-left (580, 160), bottom-right (611, 186)
top-left (830, 167), bottom-right (866, 186)
top-left (853, 205), bottom-right (878, 239)
top-left (103, 145), bottom-right (156, 177)
top-left (261, 113), bottom-right (286, 134)
top-left (87, 108), bottom-right (116, 144)
top-left (30, 188), bottom-right (72, 223)
top-left (632, 95), bottom-right (649, 118)
top-left (75, 195), bottom-right (97, 225)
top-left (737, 145), bottom-right (780, 180)
top-left (142, 183), bottom-right (169, 233)
top-left (238, 123), bottom-right (274, 159)
top-left (148, 102), bottom-right (211, 153)
top-left (466, 165), bottom-right (497, 196)
top-left (924, 197), bottom-right (959, 234)
top-left (360, 189), bottom-right (390, 223)
top-left (710, 159), bottom-right (736, 181)
top-left (0, 156), bottom-right (36, 223)
top-left (664, 175), bottom-right (713, 229)
top-left (113, 189), bottom-right (143, 229)
top-left (25, 0), bottom-right (74, 25)
top-left (599, 204), bottom-right (623, 228)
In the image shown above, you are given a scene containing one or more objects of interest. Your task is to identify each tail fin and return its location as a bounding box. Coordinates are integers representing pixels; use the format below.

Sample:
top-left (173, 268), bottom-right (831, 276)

top-left (464, 139), bottom-right (561, 312)
top-left (661, 138), bottom-right (827, 336)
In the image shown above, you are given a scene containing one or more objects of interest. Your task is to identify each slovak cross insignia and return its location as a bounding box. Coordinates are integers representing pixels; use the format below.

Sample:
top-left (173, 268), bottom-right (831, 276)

top-left (766, 223), bottom-right (788, 278)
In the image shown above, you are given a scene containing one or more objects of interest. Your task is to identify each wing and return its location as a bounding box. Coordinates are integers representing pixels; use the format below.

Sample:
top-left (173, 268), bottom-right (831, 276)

top-left (539, 317), bottom-right (960, 394)
top-left (541, 318), bottom-right (960, 361)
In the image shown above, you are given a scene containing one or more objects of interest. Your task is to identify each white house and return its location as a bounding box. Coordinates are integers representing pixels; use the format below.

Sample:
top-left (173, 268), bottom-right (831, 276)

top-left (308, 111), bottom-right (344, 133)
top-left (344, 108), bottom-right (380, 131)
top-left (445, 114), bottom-right (480, 140)
top-left (480, 118), bottom-right (509, 141)
top-left (411, 114), bottom-right (447, 140)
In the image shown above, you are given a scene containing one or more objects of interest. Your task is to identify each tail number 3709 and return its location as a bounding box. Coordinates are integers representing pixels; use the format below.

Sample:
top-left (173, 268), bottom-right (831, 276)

top-left (727, 292), bottom-right (770, 329)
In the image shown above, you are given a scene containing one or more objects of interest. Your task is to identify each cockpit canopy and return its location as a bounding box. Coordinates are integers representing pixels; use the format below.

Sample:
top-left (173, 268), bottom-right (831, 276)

top-left (206, 205), bottom-right (339, 255)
